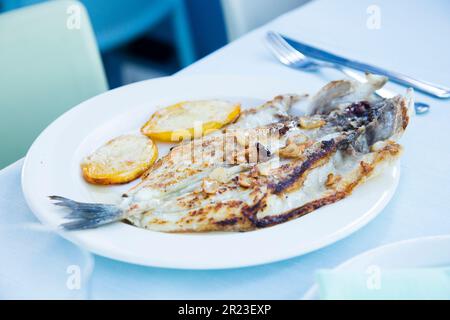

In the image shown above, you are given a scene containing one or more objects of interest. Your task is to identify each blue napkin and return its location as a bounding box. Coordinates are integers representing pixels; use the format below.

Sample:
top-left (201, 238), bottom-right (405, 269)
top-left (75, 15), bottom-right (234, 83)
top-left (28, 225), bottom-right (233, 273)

top-left (317, 267), bottom-right (450, 300)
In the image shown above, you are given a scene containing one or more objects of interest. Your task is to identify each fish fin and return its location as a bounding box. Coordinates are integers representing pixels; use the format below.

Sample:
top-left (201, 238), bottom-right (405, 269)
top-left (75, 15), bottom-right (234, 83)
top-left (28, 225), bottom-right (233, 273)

top-left (308, 74), bottom-right (388, 115)
top-left (49, 196), bottom-right (124, 230)
top-left (405, 88), bottom-right (415, 118)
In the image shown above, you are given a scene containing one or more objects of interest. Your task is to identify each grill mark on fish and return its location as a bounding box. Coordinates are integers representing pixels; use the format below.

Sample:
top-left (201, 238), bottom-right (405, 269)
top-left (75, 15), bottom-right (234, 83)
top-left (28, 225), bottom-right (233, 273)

top-left (271, 139), bottom-right (337, 194)
top-left (241, 198), bottom-right (266, 226)
top-left (256, 192), bottom-right (347, 227)
top-left (278, 124), bottom-right (290, 136)
top-left (256, 142), bottom-right (402, 227)
top-left (215, 217), bottom-right (239, 226)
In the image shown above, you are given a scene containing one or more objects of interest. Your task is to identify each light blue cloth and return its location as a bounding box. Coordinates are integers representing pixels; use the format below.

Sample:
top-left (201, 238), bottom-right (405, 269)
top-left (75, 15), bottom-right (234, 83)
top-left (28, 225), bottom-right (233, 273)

top-left (1, 0), bottom-right (450, 299)
top-left (317, 268), bottom-right (450, 300)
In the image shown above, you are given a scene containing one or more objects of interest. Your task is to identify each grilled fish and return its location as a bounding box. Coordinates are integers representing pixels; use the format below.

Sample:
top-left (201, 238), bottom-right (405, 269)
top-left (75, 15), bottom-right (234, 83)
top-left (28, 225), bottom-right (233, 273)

top-left (51, 76), bottom-right (413, 232)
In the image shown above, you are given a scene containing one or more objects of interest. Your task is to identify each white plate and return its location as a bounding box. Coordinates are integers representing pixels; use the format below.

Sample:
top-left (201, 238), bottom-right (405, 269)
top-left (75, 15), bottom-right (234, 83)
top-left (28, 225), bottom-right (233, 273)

top-left (22, 75), bottom-right (400, 270)
top-left (302, 235), bottom-right (450, 299)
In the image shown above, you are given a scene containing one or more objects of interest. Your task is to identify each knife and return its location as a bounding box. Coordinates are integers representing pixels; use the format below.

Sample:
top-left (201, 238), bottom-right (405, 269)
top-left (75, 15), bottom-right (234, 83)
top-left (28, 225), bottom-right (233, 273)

top-left (282, 34), bottom-right (450, 99)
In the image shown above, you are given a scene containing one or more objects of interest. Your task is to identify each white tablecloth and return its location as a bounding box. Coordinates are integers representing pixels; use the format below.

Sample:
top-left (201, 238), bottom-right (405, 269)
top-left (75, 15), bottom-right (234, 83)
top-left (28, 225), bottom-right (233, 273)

top-left (1, 0), bottom-right (450, 299)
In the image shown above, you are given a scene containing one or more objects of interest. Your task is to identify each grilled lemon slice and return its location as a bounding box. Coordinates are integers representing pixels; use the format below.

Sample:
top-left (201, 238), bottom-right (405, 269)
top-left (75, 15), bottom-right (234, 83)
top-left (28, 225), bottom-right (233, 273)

top-left (141, 100), bottom-right (241, 142)
top-left (81, 135), bottom-right (158, 185)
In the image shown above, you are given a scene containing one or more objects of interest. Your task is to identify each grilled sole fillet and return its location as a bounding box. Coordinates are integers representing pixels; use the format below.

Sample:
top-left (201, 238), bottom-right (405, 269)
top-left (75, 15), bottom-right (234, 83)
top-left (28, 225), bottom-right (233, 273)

top-left (51, 75), bottom-right (413, 232)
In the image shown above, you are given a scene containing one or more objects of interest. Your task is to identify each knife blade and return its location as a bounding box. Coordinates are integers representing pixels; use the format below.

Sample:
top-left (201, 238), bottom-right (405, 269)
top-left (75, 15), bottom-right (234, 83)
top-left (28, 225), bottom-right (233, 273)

top-left (282, 34), bottom-right (450, 98)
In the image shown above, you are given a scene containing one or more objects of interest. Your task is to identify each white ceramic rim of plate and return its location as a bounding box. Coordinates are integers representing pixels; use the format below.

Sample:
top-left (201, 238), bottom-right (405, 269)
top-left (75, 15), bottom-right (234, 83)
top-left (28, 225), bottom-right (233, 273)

top-left (302, 234), bottom-right (450, 299)
top-left (22, 74), bottom-right (400, 270)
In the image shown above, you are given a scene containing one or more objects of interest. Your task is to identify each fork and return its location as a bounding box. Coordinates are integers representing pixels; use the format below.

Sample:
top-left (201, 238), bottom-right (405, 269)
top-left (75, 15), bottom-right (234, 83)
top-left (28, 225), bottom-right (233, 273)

top-left (265, 31), bottom-right (430, 115)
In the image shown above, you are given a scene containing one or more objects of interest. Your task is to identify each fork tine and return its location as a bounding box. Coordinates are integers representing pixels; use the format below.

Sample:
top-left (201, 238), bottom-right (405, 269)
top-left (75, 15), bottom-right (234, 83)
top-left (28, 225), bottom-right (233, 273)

top-left (267, 32), bottom-right (294, 62)
top-left (266, 32), bottom-right (298, 66)
top-left (266, 34), bottom-right (291, 65)
top-left (267, 31), bottom-right (302, 67)
top-left (269, 32), bottom-right (304, 64)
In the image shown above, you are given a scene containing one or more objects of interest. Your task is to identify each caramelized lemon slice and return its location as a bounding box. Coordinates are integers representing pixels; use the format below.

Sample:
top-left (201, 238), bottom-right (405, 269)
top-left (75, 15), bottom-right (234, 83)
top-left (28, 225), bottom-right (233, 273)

top-left (141, 100), bottom-right (241, 142)
top-left (81, 135), bottom-right (158, 185)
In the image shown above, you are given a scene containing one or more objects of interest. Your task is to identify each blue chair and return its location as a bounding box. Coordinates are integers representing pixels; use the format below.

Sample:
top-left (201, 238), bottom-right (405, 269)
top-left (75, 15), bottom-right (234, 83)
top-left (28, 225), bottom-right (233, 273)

top-left (0, 0), bottom-right (107, 168)
top-left (0, 0), bottom-right (195, 67)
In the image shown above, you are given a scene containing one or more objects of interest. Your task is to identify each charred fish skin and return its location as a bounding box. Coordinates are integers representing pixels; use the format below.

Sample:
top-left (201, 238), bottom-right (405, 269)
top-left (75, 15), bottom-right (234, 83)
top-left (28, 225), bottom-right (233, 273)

top-left (52, 77), bottom-right (412, 232)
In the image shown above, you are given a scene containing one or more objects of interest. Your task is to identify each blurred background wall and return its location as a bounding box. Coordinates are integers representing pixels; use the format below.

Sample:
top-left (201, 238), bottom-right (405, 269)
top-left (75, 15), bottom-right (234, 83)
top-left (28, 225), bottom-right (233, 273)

top-left (0, 0), bottom-right (311, 88)
top-left (221, 0), bottom-right (310, 41)
top-left (0, 0), bottom-right (311, 168)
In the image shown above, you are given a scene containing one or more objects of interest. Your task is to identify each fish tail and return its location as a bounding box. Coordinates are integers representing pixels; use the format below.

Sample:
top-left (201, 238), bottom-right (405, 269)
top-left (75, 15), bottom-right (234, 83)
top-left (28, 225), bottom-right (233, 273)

top-left (49, 196), bottom-right (124, 230)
